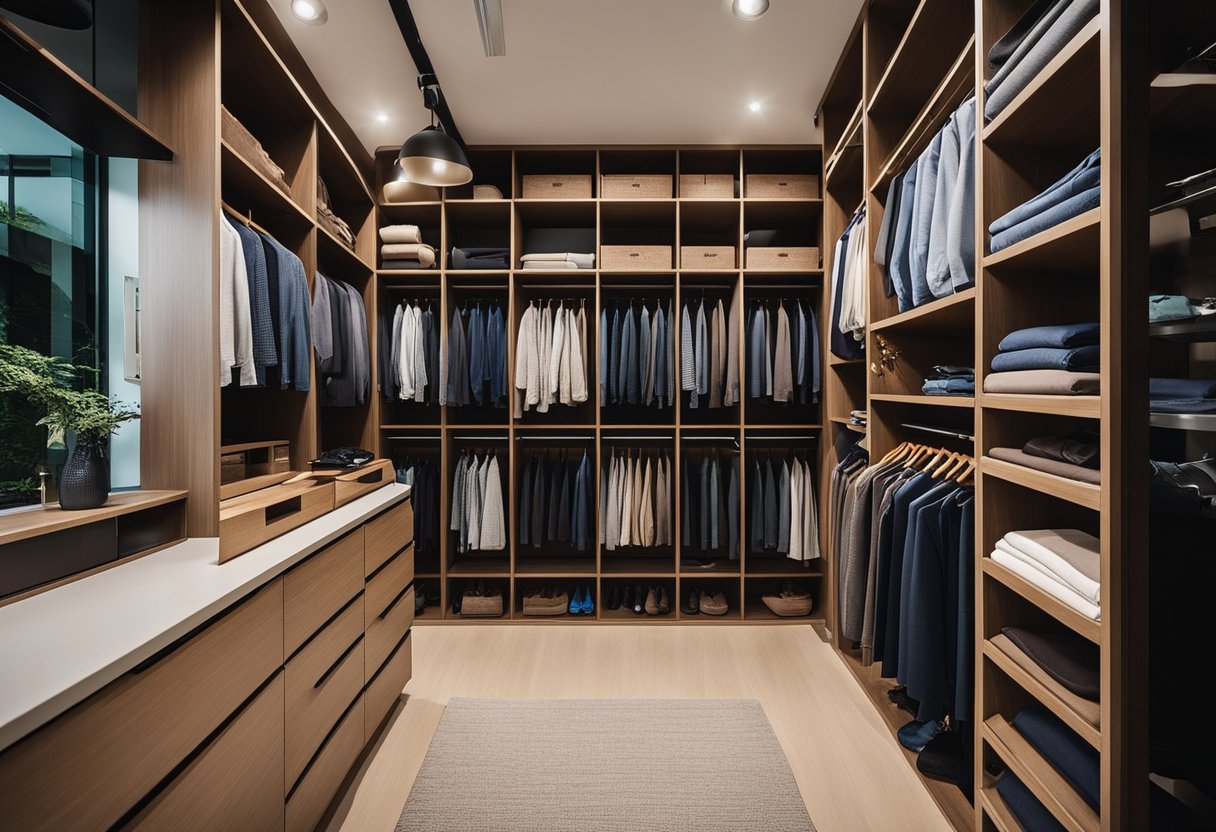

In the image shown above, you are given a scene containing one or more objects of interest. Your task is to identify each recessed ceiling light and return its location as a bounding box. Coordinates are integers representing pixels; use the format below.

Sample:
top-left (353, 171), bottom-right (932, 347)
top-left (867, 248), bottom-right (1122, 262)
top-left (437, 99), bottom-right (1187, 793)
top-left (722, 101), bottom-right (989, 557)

top-left (748, 100), bottom-right (763, 113)
top-left (732, 0), bottom-right (770, 21)
top-left (376, 112), bottom-right (389, 123)
top-left (290, 0), bottom-right (327, 24)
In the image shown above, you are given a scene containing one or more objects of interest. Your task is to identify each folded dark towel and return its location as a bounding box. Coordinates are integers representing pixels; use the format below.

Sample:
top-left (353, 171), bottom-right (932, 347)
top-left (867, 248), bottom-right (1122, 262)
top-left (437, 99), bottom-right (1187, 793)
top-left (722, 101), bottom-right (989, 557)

top-left (1149, 377), bottom-right (1216, 400)
top-left (998, 322), bottom-right (1100, 352)
top-left (1012, 705), bottom-right (1100, 811)
top-left (1002, 626), bottom-right (1100, 700)
top-left (991, 345), bottom-right (1100, 373)
top-left (1022, 430), bottom-right (1100, 468)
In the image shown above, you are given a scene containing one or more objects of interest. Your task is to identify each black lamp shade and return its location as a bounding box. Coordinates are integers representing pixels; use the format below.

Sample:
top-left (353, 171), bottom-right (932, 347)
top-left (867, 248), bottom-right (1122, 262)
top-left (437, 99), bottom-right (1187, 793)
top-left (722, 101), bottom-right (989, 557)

top-left (396, 126), bottom-right (472, 187)
top-left (0, 0), bottom-right (93, 29)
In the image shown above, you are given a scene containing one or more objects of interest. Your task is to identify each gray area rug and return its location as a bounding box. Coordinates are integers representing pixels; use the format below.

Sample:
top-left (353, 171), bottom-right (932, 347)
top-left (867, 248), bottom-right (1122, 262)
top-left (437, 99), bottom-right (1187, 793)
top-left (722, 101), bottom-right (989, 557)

top-left (396, 698), bottom-right (816, 832)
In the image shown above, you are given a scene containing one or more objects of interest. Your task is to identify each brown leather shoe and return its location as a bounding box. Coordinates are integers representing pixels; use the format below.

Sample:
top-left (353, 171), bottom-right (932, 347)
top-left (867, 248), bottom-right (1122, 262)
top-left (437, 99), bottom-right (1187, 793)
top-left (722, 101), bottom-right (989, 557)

top-left (656, 585), bottom-right (671, 614)
top-left (644, 585), bottom-right (660, 615)
top-left (700, 586), bottom-right (728, 616)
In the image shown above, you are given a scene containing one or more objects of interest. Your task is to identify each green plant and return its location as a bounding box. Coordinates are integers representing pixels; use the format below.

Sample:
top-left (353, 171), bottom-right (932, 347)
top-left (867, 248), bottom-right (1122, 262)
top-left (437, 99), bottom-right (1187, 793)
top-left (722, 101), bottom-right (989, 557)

top-left (0, 344), bottom-right (139, 444)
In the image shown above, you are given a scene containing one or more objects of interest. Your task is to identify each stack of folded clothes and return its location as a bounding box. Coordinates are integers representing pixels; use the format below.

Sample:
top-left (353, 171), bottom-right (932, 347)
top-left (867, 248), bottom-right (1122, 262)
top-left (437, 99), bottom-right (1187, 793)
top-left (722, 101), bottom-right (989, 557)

top-left (449, 246), bottom-right (510, 270)
top-left (922, 365), bottom-right (975, 396)
top-left (379, 224), bottom-right (436, 269)
top-left (989, 148), bottom-right (1100, 252)
top-left (983, 322), bottom-right (1100, 395)
top-left (520, 252), bottom-right (595, 270)
top-left (317, 176), bottom-right (356, 249)
top-left (989, 529), bottom-right (1100, 620)
top-left (984, 0), bottom-right (1099, 121)
top-left (989, 429), bottom-right (1100, 484)
top-left (849, 409), bottom-right (867, 428)
top-left (990, 625), bottom-right (1099, 729)
top-left (1149, 377), bottom-right (1216, 414)
top-left (221, 108), bottom-right (289, 194)
top-left (999, 704), bottom-right (1100, 830)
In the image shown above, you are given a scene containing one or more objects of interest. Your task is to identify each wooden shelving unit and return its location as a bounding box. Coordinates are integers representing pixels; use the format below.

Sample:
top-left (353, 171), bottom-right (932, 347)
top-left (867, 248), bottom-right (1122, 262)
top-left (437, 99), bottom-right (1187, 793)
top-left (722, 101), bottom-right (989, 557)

top-left (374, 146), bottom-right (827, 624)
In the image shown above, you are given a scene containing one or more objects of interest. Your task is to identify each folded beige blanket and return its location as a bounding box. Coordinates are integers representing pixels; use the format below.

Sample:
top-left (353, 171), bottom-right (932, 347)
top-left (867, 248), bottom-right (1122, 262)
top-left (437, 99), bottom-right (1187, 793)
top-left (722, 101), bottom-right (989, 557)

top-left (380, 243), bottom-right (436, 267)
top-left (988, 447), bottom-right (1102, 485)
top-left (984, 370), bottom-right (1101, 396)
top-left (379, 224), bottom-right (422, 244)
top-left (521, 252), bottom-right (595, 268)
top-left (474, 184), bottom-right (504, 200)
top-left (522, 261), bottom-right (580, 270)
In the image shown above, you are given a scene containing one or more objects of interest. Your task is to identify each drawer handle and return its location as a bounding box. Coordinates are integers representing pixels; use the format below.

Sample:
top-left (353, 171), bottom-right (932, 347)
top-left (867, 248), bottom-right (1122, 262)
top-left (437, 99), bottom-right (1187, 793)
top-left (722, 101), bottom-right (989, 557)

top-left (629, 252), bottom-right (640, 257)
top-left (355, 468), bottom-right (384, 484)
top-left (778, 252), bottom-right (789, 258)
top-left (630, 183), bottom-right (640, 188)
top-left (379, 583), bottom-right (412, 620)
top-left (702, 253), bottom-right (718, 258)
top-left (265, 495), bottom-right (302, 523)
top-left (315, 634), bottom-right (363, 689)
top-left (551, 182), bottom-right (563, 188)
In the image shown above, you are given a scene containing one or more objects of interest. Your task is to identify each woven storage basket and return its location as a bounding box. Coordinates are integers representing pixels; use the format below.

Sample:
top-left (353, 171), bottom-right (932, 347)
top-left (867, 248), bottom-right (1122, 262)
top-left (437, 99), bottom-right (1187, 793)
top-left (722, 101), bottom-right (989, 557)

top-left (746, 247), bottom-right (820, 270)
top-left (601, 174), bottom-right (672, 199)
top-left (679, 173), bottom-right (734, 198)
top-left (745, 174), bottom-right (819, 199)
top-left (522, 174), bottom-right (592, 199)
top-left (680, 246), bottom-right (736, 269)
top-left (601, 245), bottom-right (673, 270)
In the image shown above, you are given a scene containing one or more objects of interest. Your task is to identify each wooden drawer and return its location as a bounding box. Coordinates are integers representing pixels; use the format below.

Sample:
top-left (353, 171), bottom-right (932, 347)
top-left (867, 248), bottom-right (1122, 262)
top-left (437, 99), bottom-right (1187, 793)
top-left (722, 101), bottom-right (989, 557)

top-left (367, 582), bottom-right (414, 682)
top-left (219, 479), bottom-right (334, 563)
top-left (746, 246), bottom-right (821, 270)
top-left (0, 581), bottom-right (283, 832)
top-left (745, 173), bottom-right (819, 198)
top-left (332, 459), bottom-right (394, 507)
top-left (601, 245), bottom-right (672, 271)
top-left (364, 498), bottom-right (412, 577)
top-left (365, 632), bottom-right (413, 742)
top-left (284, 526), bottom-right (364, 655)
top-left (521, 174), bottom-right (591, 199)
top-left (601, 174), bottom-right (672, 199)
top-left (126, 673), bottom-right (285, 831)
top-left (680, 245), bottom-right (736, 269)
top-left (285, 595), bottom-right (365, 789)
top-left (285, 695), bottom-right (365, 832)
top-left (366, 546), bottom-right (413, 630)
top-left (679, 173), bottom-right (734, 198)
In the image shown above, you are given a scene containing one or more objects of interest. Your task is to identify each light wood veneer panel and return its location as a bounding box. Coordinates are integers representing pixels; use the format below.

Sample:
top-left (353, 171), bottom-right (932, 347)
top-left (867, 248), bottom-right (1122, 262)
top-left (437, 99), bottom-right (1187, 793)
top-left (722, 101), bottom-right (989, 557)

top-left (283, 527), bottom-right (364, 655)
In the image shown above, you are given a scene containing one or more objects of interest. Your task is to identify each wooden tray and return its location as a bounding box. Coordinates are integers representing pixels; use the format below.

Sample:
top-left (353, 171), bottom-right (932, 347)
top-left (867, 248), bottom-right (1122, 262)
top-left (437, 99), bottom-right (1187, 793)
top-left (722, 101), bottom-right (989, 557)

top-left (293, 459), bottom-right (395, 508)
top-left (219, 479), bottom-right (335, 563)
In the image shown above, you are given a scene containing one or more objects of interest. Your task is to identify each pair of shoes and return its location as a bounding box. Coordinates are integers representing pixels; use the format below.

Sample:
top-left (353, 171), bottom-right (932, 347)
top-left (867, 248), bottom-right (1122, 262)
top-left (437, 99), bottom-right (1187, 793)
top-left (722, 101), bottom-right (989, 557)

top-left (643, 585), bottom-right (671, 615)
top-left (568, 585), bottom-right (595, 615)
top-left (683, 583), bottom-right (728, 615)
top-left (521, 586), bottom-right (568, 616)
top-left (760, 580), bottom-right (814, 617)
top-left (460, 580), bottom-right (504, 617)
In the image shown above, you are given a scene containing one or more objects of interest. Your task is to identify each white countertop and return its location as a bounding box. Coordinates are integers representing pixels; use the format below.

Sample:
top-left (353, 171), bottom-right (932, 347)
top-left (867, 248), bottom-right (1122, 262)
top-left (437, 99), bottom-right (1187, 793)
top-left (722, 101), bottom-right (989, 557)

top-left (0, 483), bottom-right (410, 752)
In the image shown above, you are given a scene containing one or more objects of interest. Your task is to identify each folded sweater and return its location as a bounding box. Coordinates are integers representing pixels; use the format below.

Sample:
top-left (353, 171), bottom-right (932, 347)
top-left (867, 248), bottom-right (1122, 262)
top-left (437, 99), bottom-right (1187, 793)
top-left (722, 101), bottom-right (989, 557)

top-left (520, 252), bottom-right (595, 268)
top-left (983, 369), bottom-right (1101, 395)
top-left (998, 322), bottom-right (1099, 351)
top-left (1149, 377), bottom-right (1216, 400)
top-left (991, 345), bottom-right (1100, 373)
top-left (380, 243), bottom-right (436, 268)
top-left (1012, 705), bottom-right (1100, 811)
top-left (990, 548), bottom-right (1101, 620)
top-left (379, 224), bottom-right (422, 244)
top-left (989, 446), bottom-right (1102, 485)
top-left (1002, 529), bottom-right (1100, 604)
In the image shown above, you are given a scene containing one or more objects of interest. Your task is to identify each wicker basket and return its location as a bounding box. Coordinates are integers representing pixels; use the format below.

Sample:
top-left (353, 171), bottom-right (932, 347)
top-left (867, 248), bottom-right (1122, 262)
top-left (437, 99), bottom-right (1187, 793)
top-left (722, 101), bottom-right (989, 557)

top-left (521, 174), bottom-right (592, 199)
top-left (746, 247), bottom-right (820, 270)
top-left (601, 174), bottom-right (672, 199)
top-left (679, 173), bottom-right (734, 198)
top-left (601, 245), bottom-right (673, 270)
top-left (680, 246), bottom-right (736, 269)
top-left (745, 174), bottom-right (819, 199)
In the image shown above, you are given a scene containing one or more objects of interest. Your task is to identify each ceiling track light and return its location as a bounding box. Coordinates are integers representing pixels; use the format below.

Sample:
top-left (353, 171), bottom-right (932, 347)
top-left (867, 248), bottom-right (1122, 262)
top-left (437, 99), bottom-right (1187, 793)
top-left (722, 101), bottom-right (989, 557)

top-left (396, 74), bottom-right (473, 188)
top-left (731, 0), bottom-right (770, 21)
top-left (473, 0), bottom-right (507, 57)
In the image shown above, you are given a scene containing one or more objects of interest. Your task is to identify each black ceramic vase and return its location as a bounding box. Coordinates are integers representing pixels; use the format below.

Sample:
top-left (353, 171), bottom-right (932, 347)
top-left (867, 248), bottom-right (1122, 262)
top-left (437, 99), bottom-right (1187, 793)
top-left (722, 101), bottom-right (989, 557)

top-left (58, 439), bottom-right (109, 510)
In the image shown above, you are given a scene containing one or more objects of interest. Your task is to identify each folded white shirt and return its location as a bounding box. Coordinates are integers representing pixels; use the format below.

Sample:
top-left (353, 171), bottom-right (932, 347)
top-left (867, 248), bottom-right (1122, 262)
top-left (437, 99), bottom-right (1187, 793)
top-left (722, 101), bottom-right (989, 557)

top-left (379, 224), bottom-right (422, 244)
top-left (1001, 529), bottom-right (1100, 604)
top-left (991, 549), bottom-right (1101, 620)
top-left (522, 261), bottom-right (580, 270)
top-left (520, 252), bottom-right (595, 268)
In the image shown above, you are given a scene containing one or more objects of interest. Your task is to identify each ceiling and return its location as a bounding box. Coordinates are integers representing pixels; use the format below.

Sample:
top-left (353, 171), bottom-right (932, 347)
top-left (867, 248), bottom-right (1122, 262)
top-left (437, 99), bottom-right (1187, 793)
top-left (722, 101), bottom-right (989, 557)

top-left (271, 0), bottom-right (865, 153)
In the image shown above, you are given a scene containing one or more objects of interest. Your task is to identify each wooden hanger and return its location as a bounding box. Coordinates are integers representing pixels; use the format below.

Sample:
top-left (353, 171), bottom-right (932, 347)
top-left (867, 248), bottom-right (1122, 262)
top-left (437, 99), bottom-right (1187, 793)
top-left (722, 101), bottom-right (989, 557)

top-left (880, 441), bottom-right (911, 464)
top-left (220, 201), bottom-right (272, 237)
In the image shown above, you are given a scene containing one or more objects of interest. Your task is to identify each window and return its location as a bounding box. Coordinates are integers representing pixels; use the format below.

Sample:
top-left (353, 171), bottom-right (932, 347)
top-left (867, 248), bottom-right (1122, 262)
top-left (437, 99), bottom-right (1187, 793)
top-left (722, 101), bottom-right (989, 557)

top-left (0, 95), bottom-right (102, 508)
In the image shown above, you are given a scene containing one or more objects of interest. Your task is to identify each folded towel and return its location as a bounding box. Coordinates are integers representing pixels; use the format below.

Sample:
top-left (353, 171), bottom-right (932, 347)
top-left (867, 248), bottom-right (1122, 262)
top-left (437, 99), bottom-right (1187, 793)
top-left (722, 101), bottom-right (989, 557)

top-left (1023, 431), bottom-right (1099, 468)
top-left (380, 243), bottom-right (436, 268)
top-left (998, 322), bottom-right (1100, 351)
top-left (1002, 529), bottom-right (1100, 604)
top-left (989, 446), bottom-right (1101, 484)
top-left (1012, 705), bottom-right (1100, 811)
top-left (991, 549), bottom-right (1101, 620)
top-left (520, 252), bottom-right (595, 268)
top-left (1001, 626), bottom-right (1100, 702)
top-left (522, 261), bottom-right (580, 270)
top-left (983, 369), bottom-right (1101, 395)
top-left (991, 633), bottom-right (1100, 724)
top-left (991, 345), bottom-right (1100, 373)
top-left (379, 224), bottom-right (422, 244)
top-left (1149, 377), bottom-right (1216, 400)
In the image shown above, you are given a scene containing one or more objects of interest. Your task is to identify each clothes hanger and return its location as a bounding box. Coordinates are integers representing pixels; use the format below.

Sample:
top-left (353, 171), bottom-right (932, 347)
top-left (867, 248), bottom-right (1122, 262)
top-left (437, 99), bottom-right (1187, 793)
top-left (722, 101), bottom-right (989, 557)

top-left (880, 441), bottom-right (910, 464)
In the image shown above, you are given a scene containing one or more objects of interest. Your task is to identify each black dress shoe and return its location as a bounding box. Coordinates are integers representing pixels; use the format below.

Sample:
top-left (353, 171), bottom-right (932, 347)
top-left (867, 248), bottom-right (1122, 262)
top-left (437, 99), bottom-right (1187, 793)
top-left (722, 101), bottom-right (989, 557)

top-left (452, 589), bottom-right (463, 615)
top-left (682, 586), bottom-right (700, 615)
top-left (606, 585), bottom-right (621, 611)
top-left (632, 585), bottom-right (645, 615)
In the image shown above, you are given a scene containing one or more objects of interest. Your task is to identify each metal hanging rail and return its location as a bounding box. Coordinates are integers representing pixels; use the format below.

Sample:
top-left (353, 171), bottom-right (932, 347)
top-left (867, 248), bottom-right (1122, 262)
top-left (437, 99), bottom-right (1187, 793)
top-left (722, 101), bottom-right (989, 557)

top-left (900, 422), bottom-right (975, 442)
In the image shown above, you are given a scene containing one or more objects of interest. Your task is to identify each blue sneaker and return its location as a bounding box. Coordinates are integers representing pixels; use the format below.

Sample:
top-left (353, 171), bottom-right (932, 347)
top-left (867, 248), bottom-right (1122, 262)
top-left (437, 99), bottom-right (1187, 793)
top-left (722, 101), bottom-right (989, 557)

top-left (580, 586), bottom-right (595, 615)
top-left (569, 586), bottom-right (584, 615)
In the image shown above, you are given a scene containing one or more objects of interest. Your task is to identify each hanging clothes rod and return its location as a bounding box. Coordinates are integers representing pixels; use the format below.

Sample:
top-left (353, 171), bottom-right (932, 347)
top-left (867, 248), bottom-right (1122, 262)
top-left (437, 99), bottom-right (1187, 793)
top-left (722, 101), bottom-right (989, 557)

top-left (601, 435), bottom-right (675, 440)
top-left (450, 435), bottom-right (509, 440)
top-left (220, 201), bottom-right (273, 237)
top-left (386, 435), bottom-right (441, 441)
top-left (744, 434), bottom-right (819, 440)
top-left (900, 422), bottom-right (975, 442)
top-left (514, 435), bottom-right (595, 441)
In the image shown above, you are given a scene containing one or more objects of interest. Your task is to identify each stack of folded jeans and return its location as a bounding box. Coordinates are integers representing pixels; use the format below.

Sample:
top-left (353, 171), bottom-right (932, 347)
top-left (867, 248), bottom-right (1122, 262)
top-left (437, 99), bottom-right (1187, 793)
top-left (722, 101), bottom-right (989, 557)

top-left (989, 529), bottom-right (1101, 620)
top-left (921, 365), bottom-right (974, 396)
top-left (989, 149), bottom-right (1100, 252)
top-left (1149, 377), bottom-right (1216, 414)
top-left (984, 322), bottom-right (1101, 395)
top-left (985, 0), bottom-right (1099, 121)
top-left (449, 246), bottom-right (510, 270)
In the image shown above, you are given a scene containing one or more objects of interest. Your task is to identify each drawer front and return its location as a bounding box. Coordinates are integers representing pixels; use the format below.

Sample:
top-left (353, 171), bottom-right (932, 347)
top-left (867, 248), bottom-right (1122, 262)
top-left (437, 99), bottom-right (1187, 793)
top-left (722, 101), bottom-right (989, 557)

top-left (680, 245), bottom-right (736, 269)
top-left (285, 596), bottom-right (365, 789)
top-left (521, 174), bottom-right (592, 199)
top-left (0, 581), bottom-right (283, 832)
top-left (745, 173), bottom-right (819, 198)
top-left (365, 547), bottom-right (412, 629)
top-left (126, 673), bottom-right (285, 831)
top-left (365, 633), bottom-right (413, 742)
top-left (284, 527), bottom-right (364, 655)
top-left (366, 585), bottom-right (414, 682)
top-left (285, 695), bottom-right (365, 832)
top-left (364, 499), bottom-right (412, 577)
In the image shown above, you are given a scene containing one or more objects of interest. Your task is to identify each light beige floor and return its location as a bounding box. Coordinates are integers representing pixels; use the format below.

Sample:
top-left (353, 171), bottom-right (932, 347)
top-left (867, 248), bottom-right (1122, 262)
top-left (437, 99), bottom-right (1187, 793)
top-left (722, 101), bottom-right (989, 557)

top-left (327, 624), bottom-right (952, 832)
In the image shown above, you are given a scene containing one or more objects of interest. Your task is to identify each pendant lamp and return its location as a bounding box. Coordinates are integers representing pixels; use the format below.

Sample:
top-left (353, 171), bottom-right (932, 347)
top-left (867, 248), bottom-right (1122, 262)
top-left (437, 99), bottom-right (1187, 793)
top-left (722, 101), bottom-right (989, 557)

top-left (397, 76), bottom-right (472, 187)
top-left (0, 0), bottom-right (92, 29)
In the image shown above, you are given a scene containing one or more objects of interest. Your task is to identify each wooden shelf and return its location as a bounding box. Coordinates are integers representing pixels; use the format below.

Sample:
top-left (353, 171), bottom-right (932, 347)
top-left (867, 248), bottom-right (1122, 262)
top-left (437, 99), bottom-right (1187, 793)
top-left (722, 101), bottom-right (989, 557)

top-left (868, 0), bottom-right (974, 119)
top-left (824, 100), bottom-right (863, 182)
top-left (983, 639), bottom-right (1101, 750)
top-left (829, 417), bottom-right (867, 433)
top-left (980, 394), bottom-right (1101, 419)
top-left (870, 287), bottom-right (975, 333)
top-left (981, 456), bottom-right (1101, 511)
top-left (220, 140), bottom-right (312, 226)
top-left (983, 713), bottom-right (1100, 832)
top-left (1148, 412), bottom-right (1216, 432)
top-left (0, 490), bottom-right (187, 547)
top-left (982, 209), bottom-right (1101, 273)
top-left (514, 557), bottom-right (597, 576)
top-left (983, 19), bottom-right (1101, 148)
top-left (742, 602), bottom-right (822, 622)
top-left (871, 393), bottom-right (976, 409)
top-left (1148, 317), bottom-right (1216, 342)
top-left (979, 786), bottom-right (1024, 832)
top-left (317, 222), bottom-right (373, 276)
top-left (981, 558), bottom-right (1102, 644)
top-left (446, 559), bottom-right (511, 577)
